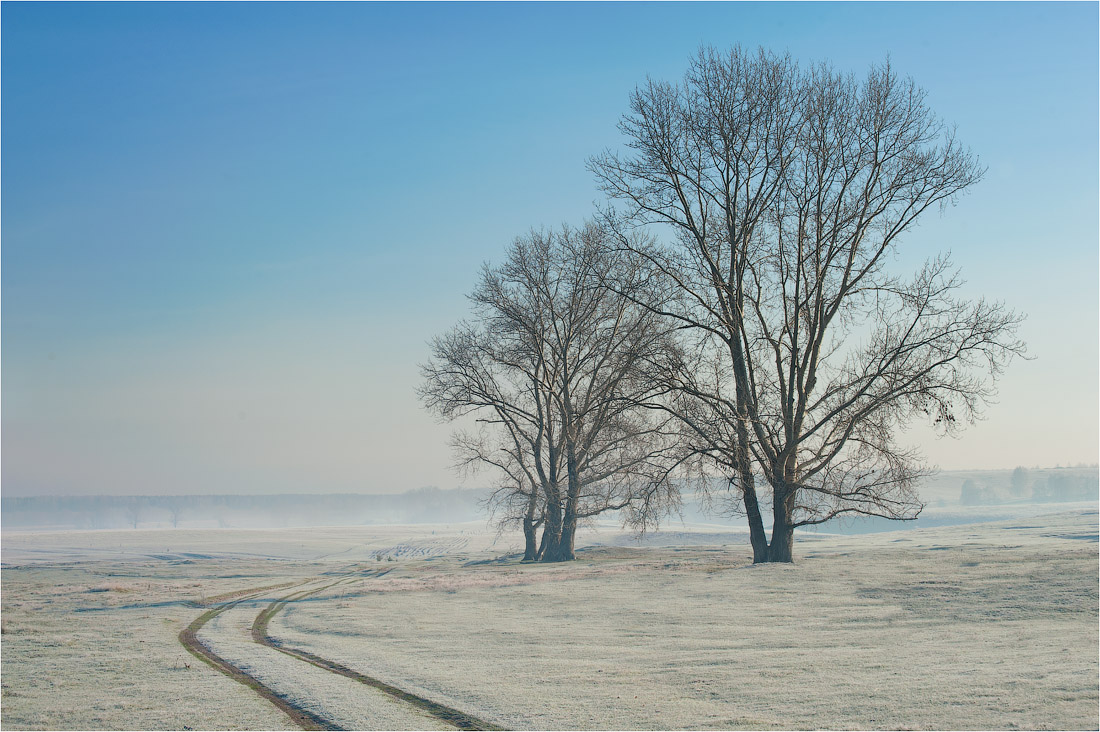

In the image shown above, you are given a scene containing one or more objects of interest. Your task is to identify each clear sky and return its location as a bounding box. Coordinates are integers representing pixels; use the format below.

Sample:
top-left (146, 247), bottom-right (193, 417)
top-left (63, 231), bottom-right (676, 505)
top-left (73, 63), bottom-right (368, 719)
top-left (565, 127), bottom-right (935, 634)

top-left (3, 2), bottom-right (1097, 497)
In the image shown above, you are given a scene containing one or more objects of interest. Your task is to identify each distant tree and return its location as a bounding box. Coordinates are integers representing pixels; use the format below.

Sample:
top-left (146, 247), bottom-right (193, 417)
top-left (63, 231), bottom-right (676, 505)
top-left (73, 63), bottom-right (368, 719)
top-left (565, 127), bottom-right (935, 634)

top-left (1031, 477), bottom-right (1053, 503)
top-left (591, 46), bottom-right (1025, 562)
top-left (421, 223), bottom-right (684, 561)
top-left (959, 479), bottom-right (982, 506)
top-left (1010, 467), bottom-right (1030, 498)
top-left (161, 496), bottom-right (194, 528)
top-left (124, 498), bottom-right (143, 529)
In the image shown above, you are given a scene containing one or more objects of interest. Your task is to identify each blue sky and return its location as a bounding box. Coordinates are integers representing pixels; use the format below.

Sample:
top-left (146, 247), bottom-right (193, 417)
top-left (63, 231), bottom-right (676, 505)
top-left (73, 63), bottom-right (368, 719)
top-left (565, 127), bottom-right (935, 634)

top-left (3, 2), bottom-right (1097, 496)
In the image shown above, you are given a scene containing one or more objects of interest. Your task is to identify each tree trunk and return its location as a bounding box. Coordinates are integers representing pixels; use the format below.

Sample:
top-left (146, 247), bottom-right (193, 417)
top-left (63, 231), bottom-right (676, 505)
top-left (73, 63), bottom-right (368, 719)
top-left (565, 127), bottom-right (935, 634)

top-left (541, 496), bottom-right (577, 562)
top-left (542, 416), bottom-right (580, 563)
top-left (539, 492), bottom-right (562, 562)
top-left (535, 526), bottom-right (548, 560)
top-left (555, 513), bottom-right (578, 561)
top-left (765, 481), bottom-right (796, 563)
top-left (522, 518), bottom-right (539, 561)
top-left (730, 335), bottom-right (770, 564)
top-left (539, 506), bottom-right (576, 561)
top-left (522, 490), bottom-right (540, 561)
top-left (766, 519), bottom-right (794, 563)
top-left (736, 421), bottom-right (769, 563)
top-left (542, 519), bottom-right (576, 561)
top-left (743, 481), bottom-right (770, 564)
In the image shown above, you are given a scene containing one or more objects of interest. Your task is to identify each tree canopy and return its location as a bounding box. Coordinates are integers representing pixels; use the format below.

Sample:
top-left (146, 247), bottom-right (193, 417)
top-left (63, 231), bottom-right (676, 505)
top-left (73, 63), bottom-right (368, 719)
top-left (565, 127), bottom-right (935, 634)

top-left (589, 47), bottom-right (1024, 562)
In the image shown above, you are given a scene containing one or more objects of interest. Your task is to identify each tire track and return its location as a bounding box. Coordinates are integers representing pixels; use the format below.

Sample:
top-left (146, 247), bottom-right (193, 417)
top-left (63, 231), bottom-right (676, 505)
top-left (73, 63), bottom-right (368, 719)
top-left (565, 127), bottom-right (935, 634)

top-left (178, 584), bottom-right (341, 731)
top-left (252, 582), bottom-right (503, 731)
top-left (180, 574), bottom-right (501, 731)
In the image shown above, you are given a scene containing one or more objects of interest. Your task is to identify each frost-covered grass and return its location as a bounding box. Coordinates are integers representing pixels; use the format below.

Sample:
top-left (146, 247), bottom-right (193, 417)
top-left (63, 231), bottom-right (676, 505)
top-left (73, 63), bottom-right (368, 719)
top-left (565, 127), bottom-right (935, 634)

top-left (273, 512), bottom-right (1099, 730)
top-left (0, 559), bottom-right (304, 730)
top-left (193, 583), bottom-right (454, 731)
top-left (2, 511), bottom-right (1096, 730)
top-left (0, 521), bottom-right (498, 565)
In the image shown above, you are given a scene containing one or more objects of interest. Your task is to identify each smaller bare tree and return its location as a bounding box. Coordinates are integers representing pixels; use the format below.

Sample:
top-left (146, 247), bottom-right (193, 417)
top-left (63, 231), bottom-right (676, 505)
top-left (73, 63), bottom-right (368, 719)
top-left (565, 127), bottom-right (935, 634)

top-left (421, 223), bottom-right (685, 561)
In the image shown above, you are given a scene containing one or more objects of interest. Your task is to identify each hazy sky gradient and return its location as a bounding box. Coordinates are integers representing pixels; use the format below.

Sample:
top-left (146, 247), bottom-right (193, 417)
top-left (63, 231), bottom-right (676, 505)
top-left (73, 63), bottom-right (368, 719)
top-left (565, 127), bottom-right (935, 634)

top-left (3, 2), bottom-right (1097, 496)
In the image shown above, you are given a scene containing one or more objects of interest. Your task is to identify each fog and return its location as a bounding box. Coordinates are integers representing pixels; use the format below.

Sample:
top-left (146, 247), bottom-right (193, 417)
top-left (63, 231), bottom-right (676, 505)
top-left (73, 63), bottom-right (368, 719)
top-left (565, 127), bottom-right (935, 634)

top-left (0, 486), bottom-right (486, 532)
top-left (5, 467), bottom-right (1095, 536)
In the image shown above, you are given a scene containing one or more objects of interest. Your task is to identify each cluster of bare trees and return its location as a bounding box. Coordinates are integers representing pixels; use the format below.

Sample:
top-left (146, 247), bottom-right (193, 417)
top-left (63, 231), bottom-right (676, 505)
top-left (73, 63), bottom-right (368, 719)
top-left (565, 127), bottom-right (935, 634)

top-left (421, 47), bottom-right (1024, 563)
top-left (420, 225), bottom-right (684, 561)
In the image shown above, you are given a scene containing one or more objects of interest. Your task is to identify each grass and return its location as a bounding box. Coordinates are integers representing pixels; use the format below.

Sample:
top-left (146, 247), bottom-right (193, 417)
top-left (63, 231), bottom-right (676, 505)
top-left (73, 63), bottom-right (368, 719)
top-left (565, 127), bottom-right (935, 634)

top-left (1, 510), bottom-right (1096, 730)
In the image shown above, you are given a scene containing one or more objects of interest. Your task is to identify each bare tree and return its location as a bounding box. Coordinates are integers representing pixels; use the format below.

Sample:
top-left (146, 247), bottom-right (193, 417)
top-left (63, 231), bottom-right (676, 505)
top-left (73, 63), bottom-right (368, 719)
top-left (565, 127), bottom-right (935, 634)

top-left (124, 498), bottom-right (143, 530)
top-left (161, 496), bottom-right (192, 528)
top-left (421, 223), bottom-right (684, 562)
top-left (591, 47), bottom-right (1024, 562)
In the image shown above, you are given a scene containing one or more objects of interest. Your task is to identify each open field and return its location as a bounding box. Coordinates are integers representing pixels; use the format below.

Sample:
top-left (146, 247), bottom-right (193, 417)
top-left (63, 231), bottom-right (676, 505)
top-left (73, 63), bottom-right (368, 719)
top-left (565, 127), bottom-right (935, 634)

top-left (2, 510), bottom-right (1097, 730)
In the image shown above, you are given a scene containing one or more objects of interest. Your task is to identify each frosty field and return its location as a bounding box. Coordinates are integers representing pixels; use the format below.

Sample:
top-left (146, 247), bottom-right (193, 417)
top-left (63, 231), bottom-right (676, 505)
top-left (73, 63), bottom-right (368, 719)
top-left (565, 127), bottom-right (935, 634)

top-left (2, 511), bottom-right (1097, 730)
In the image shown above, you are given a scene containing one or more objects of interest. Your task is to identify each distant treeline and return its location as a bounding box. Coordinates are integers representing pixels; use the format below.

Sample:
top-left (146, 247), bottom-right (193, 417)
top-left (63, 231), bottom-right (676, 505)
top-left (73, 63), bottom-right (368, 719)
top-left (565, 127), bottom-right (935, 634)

top-left (958, 467), bottom-right (1099, 506)
top-left (0, 487), bottom-right (488, 530)
top-left (4, 468), bottom-right (1095, 532)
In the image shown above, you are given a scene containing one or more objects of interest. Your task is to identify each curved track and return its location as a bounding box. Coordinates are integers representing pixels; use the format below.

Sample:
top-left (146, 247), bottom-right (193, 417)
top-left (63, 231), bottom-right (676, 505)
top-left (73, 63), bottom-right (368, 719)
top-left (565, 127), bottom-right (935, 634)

top-left (178, 587), bottom-right (339, 731)
top-left (179, 576), bottom-right (501, 731)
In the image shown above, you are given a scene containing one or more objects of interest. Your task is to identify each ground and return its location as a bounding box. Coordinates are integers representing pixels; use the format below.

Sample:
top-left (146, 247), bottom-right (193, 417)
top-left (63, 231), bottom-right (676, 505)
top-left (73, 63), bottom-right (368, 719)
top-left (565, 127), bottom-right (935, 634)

top-left (2, 512), bottom-right (1097, 730)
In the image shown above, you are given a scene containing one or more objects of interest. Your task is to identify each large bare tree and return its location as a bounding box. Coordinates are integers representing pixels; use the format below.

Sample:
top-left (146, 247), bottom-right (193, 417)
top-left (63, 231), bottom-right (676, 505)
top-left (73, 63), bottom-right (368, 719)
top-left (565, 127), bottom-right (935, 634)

top-left (591, 47), bottom-right (1025, 562)
top-left (420, 223), bottom-right (683, 562)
